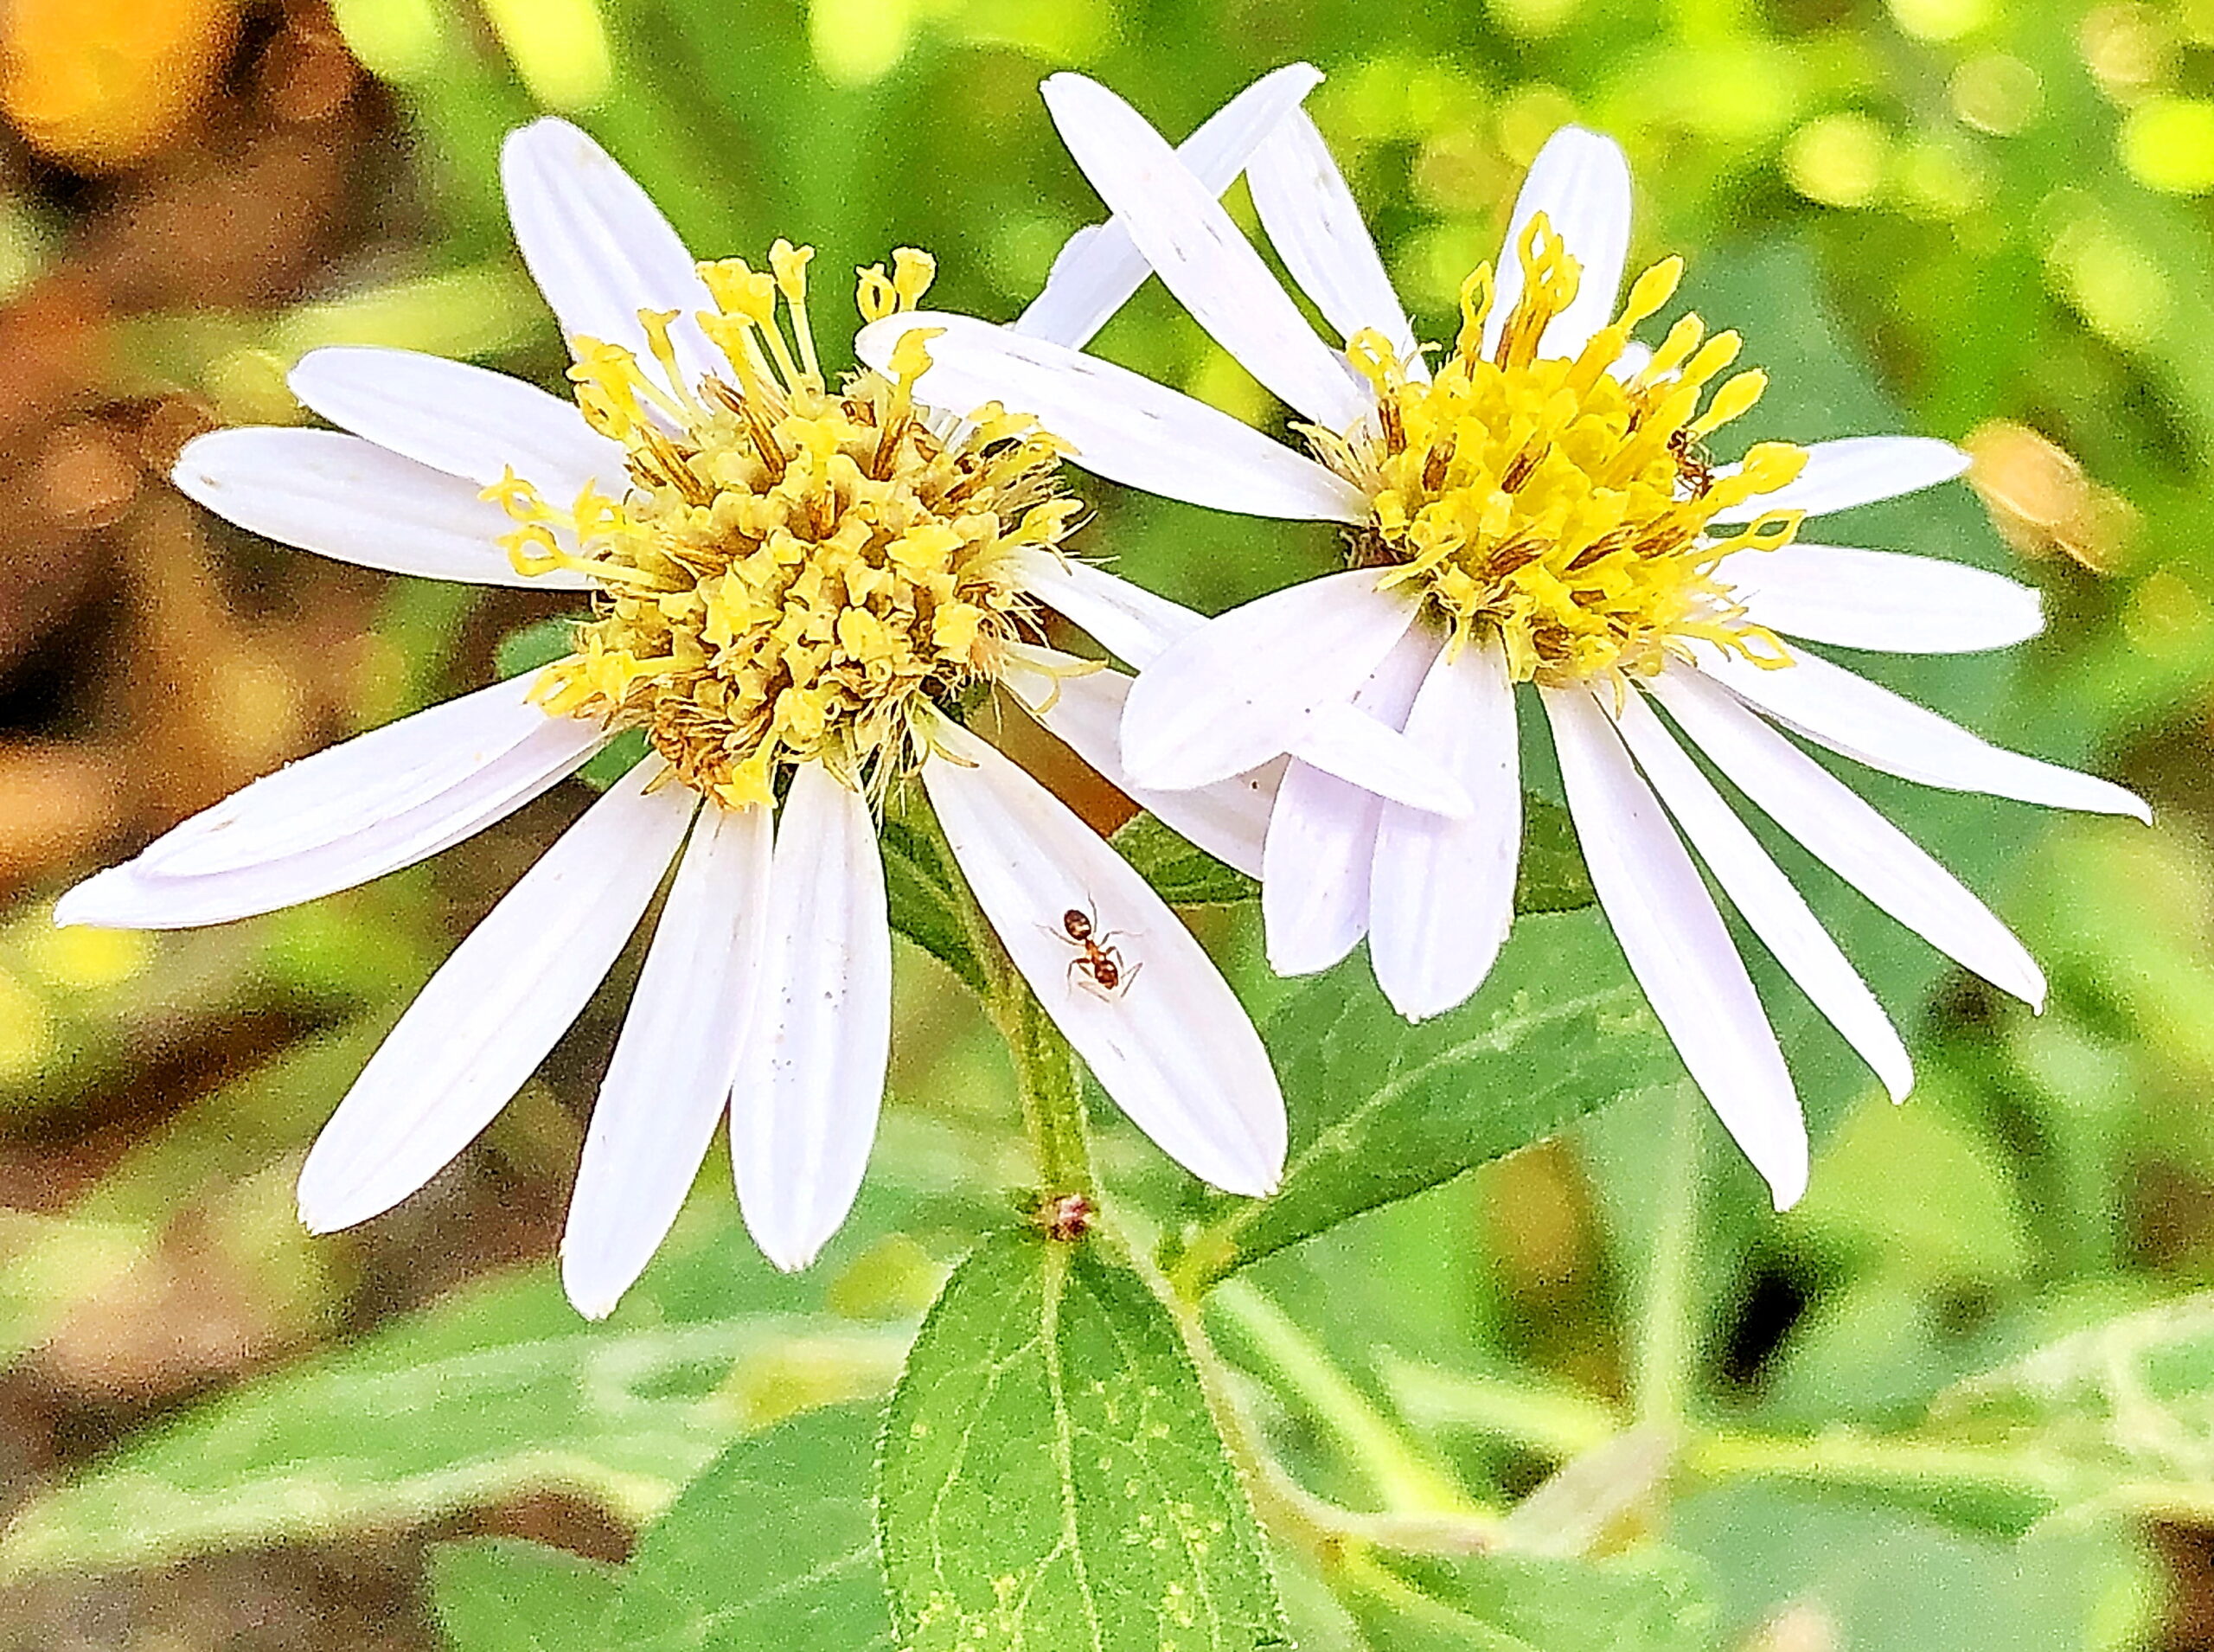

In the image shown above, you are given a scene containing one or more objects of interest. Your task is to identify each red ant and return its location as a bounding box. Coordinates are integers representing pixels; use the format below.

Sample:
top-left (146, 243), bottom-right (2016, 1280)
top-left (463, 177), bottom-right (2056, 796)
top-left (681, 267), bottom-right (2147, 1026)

top-left (1050, 904), bottom-right (1140, 999)
top-left (1667, 427), bottom-right (1716, 498)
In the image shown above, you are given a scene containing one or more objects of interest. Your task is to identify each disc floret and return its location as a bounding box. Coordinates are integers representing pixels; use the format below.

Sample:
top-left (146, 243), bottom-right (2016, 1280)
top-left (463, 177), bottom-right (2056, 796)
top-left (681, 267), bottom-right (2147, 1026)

top-left (487, 242), bottom-right (1081, 808)
top-left (1314, 214), bottom-right (1811, 688)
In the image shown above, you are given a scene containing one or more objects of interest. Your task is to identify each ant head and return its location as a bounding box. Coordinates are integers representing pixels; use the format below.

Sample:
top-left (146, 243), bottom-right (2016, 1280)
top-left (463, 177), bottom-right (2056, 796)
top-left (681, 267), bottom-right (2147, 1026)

top-left (1062, 907), bottom-right (1093, 939)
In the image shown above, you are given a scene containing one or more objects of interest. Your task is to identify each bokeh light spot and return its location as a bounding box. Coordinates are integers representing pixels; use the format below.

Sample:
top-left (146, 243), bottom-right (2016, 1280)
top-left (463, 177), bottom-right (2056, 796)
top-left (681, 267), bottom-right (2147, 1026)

top-left (1782, 113), bottom-right (1891, 208)
top-left (808, 0), bottom-right (917, 86)
top-left (2046, 212), bottom-right (2171, 348)
top-left (1886, 0), bottom-right (1992, 43)
top-left (481, 0), bottom-right (611, 112)
top-left (25, 924), bottom-right (152, 991)
top-left (1949, 54), bottom-right (2043, 136)
top-left (327, 0), bottom-right (447, 84)
top-left (2121, 96), bottom-right (2214, 195)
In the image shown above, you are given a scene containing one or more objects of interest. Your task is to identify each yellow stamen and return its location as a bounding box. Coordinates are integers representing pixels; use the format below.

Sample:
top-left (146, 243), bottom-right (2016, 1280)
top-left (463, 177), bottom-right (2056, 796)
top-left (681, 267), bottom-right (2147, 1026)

top-left (487, 241), bottom-right (1079, 804)
top-left (1316, 234), bottom-right (1811, 690)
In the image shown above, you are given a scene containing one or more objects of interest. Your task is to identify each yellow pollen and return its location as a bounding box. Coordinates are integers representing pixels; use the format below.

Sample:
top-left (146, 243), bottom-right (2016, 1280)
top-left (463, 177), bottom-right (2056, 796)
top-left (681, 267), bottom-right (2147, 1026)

top-left (1316, 211), bottom-right (1810, 688)
top-left (486, 243), bottom-right (1081, 810)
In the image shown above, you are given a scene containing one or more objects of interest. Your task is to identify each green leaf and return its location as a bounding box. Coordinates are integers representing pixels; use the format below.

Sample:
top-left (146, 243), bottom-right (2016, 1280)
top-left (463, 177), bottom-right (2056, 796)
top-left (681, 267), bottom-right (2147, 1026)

top-left (1921, 1290), bottom-right (2214, 1527)
top-left (1341, 1547), bottom-right (1719, 1652)
top-left (879, 1231), bottom-right (1288, 1652)
top-left (1112, 811), bottom-right (1259, 906)
top-left (0, 1212), bottom-right (913, 1579)
top-left (881, 803), bottom-right (989, 994)
top-left (432, 1538), bottom-right (621, 1652)
top-left (611, 1403), bottom-right (894, 1650)
top-left (1171, 909), bottom-right (1679, 1290)
top-left (1671, 1484), bottom-right (2155, 1652)
top-left (1513, 798), bottom-right (1595, 915)
top-left (495, 616), bottom-right (579, 680)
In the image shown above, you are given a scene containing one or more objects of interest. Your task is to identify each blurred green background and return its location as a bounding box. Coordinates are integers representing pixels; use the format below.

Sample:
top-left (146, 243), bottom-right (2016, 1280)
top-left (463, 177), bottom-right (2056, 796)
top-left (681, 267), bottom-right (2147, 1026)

top-left (0, 0), bottom-right (2211, 1647)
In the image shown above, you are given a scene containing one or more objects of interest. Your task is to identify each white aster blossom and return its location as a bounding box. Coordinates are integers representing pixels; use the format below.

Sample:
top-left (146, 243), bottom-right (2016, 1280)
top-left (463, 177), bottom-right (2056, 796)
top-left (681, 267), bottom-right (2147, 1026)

top-left (54, 110), bottom-right (1329, 1316)
top-left (857, 72), bottom-right (2150, 1207)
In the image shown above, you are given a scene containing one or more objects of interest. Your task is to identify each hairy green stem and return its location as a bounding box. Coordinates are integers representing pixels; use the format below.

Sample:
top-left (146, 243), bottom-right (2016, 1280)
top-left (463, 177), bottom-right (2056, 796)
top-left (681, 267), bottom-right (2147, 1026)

top-left (1209, 1278), bottom-right (1485, 1519)
top-left (1007, 983), bottom-right (1094, 1199)
top-left (1162, 1277), bottom-right (1505, 1564)
top-left (905, 788), bottom-right (1097, 1201)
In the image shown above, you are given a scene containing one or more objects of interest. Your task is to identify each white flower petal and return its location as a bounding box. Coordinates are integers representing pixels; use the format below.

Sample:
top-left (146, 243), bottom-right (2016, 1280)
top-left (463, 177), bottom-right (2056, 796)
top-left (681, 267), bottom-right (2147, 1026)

top-left (1247, 107), bottom-right (1418, 362)
top-left (56, 713), bottom-right (605, 930)
top-left (1040, 74), bottom-right (1372, 432)
top-left (1015, 62), bottom-right (1325, 352)
top-left (1697, 645), bottom-right (2147, 820)
top-left (1288, 700), bottom-right (1475, 818)
top-left (1010, 555), bottom-right (1461, 814)
top-left (867, 314), bottom-right (1363, 527)
top-left (173, 429), bottom-right (593, 590)
top-left (500, 117), bottom-right (720, 392)
top-left (1484, 126), bottom-right (1633, 362)
top-left (1719, 541), bottom-right (2044, 654)
top-left (296, 759), bottom-right (695, 1233)
top-left (1262, 759), bottom-right (1381, 977)
top-left (1709, 436), bottom-right (1970, 522)
top-left (1613, 689), bottom-right (1911, 1103)
top-left (922, 721), bottom-right (1284, 1194)
top-left (732, 765), bottom-right (891, 1271)
top-left (138, 673), bottom-right (557, 878)
top-left (1543, 685), bottom-right (1808, 1208)
top-left (1120, 569), bottom-right (1422, 791)
top-left (562, 801), bottom-right (772, 1318)
top-left (1650, 665), bottom-right (2046, 1008)
top-left (1369, 637), bottom-right (1520, 1022)
top-left (1257, 624), bottom-right (1443, 970)
top-left (859, 313), bottom-right (1364, 522)
top-left (1014, 549), bottom-right (1200, 669)
top-left (289, 348), bottom-right (624, 496)
top-left (1262, 625), bottom-right (1438, 976)
top-left (1008, 655), bottom-right (1278, 880)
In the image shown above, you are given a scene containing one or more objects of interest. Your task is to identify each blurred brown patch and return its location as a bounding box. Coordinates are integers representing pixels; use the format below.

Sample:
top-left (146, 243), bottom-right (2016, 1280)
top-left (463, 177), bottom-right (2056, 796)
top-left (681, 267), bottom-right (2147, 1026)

top-left (1965, 419), bottom-right (2138, 574)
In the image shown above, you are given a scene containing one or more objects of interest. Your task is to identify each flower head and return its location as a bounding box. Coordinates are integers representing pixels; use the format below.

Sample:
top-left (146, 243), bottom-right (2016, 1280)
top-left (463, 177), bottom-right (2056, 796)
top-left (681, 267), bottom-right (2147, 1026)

top-left (859, 73), bottom-right (2150, 1208)
top-left (1323, 222), bottom-right (1804, 688)
top-left (59, 115), bottom-right (1289, 1315)
top-left (503, 243), bottom-right (1079, 807)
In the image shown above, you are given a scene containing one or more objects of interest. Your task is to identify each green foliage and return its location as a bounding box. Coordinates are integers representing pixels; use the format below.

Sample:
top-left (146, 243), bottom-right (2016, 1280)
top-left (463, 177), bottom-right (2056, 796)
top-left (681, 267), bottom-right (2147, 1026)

top-left (21, 0), bottom-right (2214, 1646)
top-left (1928, 1293), bottom-right (2214, 1527)
top-left (1112, 811), bottom-right (1259, 906)
top-left (1343, 1549), bottom-right (1719, 1652)
top-left (1170, 909), bottom-right (1676, 1290)
top-left (880, 802), bottom-right (990, 993)
top-left (1513, 798), bottom-right (1597, 916)
top-left (1671, 1486), bottom-right (2151, 1652)
top-left (493, 616), bottom-right (578, 681)
top-left (432, 1540), bottom-right (624, 1652)
top-left (879, 1232), bottom-right (1287, 1652)
top-left (432, 1406), bottom-right (894, 1652)
top-left (609, 1404), bottom-right (894, 1650)
top-left (0, 1265), bottom-right (755, 1578)
top-left (0, 1206), bottom-right (924, 1579)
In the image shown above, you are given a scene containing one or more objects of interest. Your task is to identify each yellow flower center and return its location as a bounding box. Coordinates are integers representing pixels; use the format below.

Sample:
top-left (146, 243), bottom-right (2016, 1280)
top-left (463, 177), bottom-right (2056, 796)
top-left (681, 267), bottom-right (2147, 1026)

top-left (487, 242), bottom-right (1079, 809)
top-left (1315, 213), bottom-right (1810, 688)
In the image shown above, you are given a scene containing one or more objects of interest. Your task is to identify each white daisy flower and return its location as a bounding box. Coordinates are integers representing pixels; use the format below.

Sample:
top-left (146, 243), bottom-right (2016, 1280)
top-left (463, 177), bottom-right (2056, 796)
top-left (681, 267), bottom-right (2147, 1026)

top-left (53, 108), bottom-right (1340, 1315)
top-left (856, 75), bottom-right (2150, 1207)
